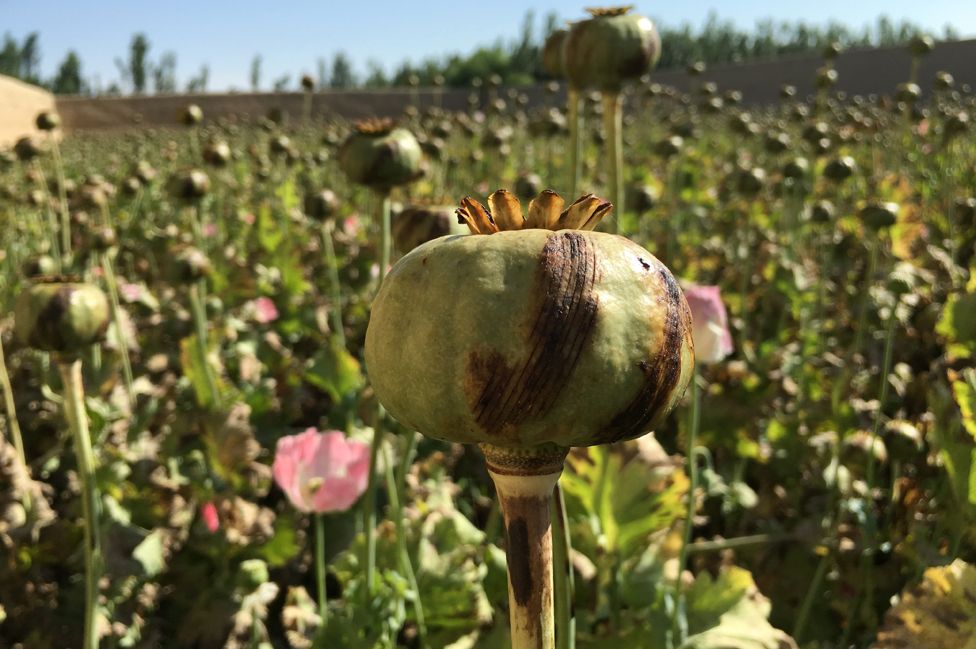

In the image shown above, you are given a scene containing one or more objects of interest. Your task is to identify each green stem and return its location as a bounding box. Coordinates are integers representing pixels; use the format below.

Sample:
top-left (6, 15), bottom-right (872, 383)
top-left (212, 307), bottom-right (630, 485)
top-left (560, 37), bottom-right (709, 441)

top-left (58, 359), bottom-right (102, 649)
top-left (552, 483), bottom-right (576, 649)
top-left (100, 252), bottom-right (135, 408)
top-left (602, 92), bottom-right (624, 235)
top-left (568, 87), bottom-right (582, 198)
top-left (315, 512), bottom-right (328, 629)
top-left (383, 443), bottom-right (426, 644)
top-left (852, 240), bottom-right (879, 358)
top-left (320, 222), bottom-right (346, 348)
top-left (189, 282), bottom-right (221, 410)
top-left (50, 136), bottom-right (72, 260)
top-left (363, 191), bottom-right (393, 601)
top-left (792, 549), bottom-right (830, 641)
top-left (686, 533), bottom-right (793, 554)
top-left (673, 369), bottom-right (702, 643)
top-left (32, 160), bottom-right (62, 272)
top-left (0, 336), bottom-right (26, 468)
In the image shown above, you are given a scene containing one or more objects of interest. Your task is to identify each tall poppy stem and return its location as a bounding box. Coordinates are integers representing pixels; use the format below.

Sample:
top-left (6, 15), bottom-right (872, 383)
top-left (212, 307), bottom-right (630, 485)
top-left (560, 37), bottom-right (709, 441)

top-left (0, 336), bottom-right (25, 468)
top-left (567, 88), bottom-right (582, 198)
top-left (672, 368), bottom-right (702, 642)
top-left (602, 92), bottom-right (624, 235)
top-left (483, 444), bottom-right (567, 649)
top-left (320, 221), bottom-right (346, 348)
top-left (58, 358), bottom-right (102, 649)
top-left (552, 483), bottom-right (576, 649)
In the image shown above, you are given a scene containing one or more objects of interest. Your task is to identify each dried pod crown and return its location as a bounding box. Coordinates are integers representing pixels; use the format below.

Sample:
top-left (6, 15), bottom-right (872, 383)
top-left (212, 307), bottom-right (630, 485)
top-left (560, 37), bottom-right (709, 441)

top-left (456, 189), bottom-right (613, 234)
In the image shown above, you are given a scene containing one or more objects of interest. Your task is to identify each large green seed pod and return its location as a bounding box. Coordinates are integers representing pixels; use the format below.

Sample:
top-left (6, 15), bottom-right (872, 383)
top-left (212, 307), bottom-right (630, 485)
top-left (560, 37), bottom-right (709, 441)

top-left (563, 6), bottom-right (661, 91)
top-left (15, 281), bottom-right (110, 355)
top-left (366, 189), bottom-right (695, 452)
top-left (338, 118), bottom-right (423, 191)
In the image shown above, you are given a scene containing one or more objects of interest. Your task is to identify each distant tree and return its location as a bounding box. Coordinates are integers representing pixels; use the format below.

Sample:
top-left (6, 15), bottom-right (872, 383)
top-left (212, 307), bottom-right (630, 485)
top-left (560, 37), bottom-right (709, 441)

top-left (317, 57), bottom-right (329, 88)
top-left (0, 34), bottom-right (21, 77)
top-left (19, 32), bottom-right (40, 82)
top-left (153, 51), bottom-right (177, 93)
top-left (186, 64), bottom-right (209, 92)
top-left (250, 54), bottom-right (262, 91)
top-left (272, 74), bottom-right (291, 91)
top-left (130, 34), bottom-right (150, 92)
top-left (51, 50), bottom-right (85, 95)
top-left (330, 52), bottom-right (356, 88)
top-left (363, 60), bottom-right (387, 87)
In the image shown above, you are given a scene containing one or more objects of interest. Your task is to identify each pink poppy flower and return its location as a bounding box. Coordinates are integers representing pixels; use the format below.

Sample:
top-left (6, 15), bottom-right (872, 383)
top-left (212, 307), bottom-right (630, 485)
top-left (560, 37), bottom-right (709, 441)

top-left (120, 282), bottom-right (142, 302)
top-left (241, 212), bottom-right (256, 225)
top-left (272, 429), bottom-right (370, 514)
top-left (684, 285), bottom-right (733, 365)
top-left (200, 501), bottom-right (220, 532)
top-left (202, 223), bottom-right (218, 237)
top-left (248, 296), bottom-right (279, 324)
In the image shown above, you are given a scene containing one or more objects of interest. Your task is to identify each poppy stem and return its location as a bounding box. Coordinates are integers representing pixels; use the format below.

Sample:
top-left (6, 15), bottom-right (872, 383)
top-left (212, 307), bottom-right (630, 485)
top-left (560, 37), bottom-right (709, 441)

top-left (58, 358), bottom-right (102, 649)
top-left (0, 335), bottom-right (25, 468)
top-left (602, 92), bottom-right (623, 235)
top-left (567, 87), bottom-right (582, 198)
top-left (320, 221), bottom-right (346, 348)
top-left (552, 483), bottom-right (576, 649)
top-left (482, 444), bottom-right (567, 649)
top-left (314, 512), bottom-right (328, 629)
top-left (672, 368), bottom-right (702, 643)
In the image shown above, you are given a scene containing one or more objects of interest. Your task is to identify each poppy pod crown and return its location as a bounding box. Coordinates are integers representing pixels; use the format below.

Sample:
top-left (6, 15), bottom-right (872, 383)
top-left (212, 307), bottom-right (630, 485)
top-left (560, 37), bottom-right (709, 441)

top-left (365, 189), bottom-right (695, 455)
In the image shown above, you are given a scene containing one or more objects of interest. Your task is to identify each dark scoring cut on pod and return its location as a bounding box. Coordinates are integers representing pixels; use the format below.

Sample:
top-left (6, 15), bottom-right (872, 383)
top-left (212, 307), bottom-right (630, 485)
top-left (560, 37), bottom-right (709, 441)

top-left (600, 264), bottom-right (692, 443)
top-left (465, 231), bottom-right (600, 439)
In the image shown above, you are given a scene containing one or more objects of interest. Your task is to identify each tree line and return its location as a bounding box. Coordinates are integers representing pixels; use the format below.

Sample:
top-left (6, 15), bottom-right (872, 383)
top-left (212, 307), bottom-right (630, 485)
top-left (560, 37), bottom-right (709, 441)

top-left (0, 11), bottom-right (959, 96)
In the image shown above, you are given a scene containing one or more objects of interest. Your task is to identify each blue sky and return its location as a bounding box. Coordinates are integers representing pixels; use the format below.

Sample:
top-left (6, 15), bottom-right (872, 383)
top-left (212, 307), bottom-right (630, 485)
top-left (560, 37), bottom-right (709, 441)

top-left (3, 0), bottom-right (975, 90)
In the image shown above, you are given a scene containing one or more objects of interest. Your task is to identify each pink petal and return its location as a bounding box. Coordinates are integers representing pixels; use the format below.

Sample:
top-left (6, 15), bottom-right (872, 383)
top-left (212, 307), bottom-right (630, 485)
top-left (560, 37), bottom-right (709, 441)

top-left (200, 501), bottom-right (220, 532)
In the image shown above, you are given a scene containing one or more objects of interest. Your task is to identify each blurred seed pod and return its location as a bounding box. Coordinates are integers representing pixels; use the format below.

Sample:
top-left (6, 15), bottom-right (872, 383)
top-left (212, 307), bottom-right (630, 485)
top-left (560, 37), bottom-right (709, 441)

top-left (14, 136), bottom-right (47, 161)
top-left (782, 157), bottom-right (810, 180)
top-left (513, 173), bottom-right (543, 202)
top-left (529, 107), bottom-right (567, 138)
top-left (934, 71), bottom-right (954, 91)
top-left (896, 82), bottom-right (921, 104)
top-left (35, 110), bottom-right (61, 131)
top-left (954, 197), bottom-right (976, 221)
top-left (419, 136), bottom-right (445, 161)
top-left (134, 160), bottom-right (157, 184)
top-left (21, 255), bottom-right (58, 279)
top-left (816, 67), bottom-right (838, 89)
top-left (764, 131), bottom-right (791, 154)
top-left (841, 431), bottom-right (888, 476)
top-left (269, 134), bottom-right (292, 156)
top-left (304, 189), bottom-right (339, 221)
top-left (802, 121), bottom-right (831, 144)
top-left (780, 84), bottom-right (797, 99)
top-left (908, 35), bottom-right (935, 57)
top-left (735, 167), bottom-right (767, 197)
top-left (887, 261), bottom-right (918, 296)
top-left (203, 140), bottom-right (232, 167)
top-left (823, 41), bottom-right (843, 60)
top-left (808, 200), bottom-right (835, 223)
top-left (563, 6), bottom-right (661, 91)
top-left (724, 89), bottom-right (743, 105)
top-left (15, 280), bottom-right (110, 355)
top-left (483, 126), bottom-right (514, 150)
top-left (943, 111), bottom-right (970, 141)
top-left (859, 201), bottom-right (899, 230)
top-left (884, 420), bottom-right (924, 462)
top-left (301, 74), bottom-right (315, 91)
top-left (121, 176), bottom-right (142, 196)
top-left (181, 104), bottom-right (204, 126)
top-left (626, 183), bottom-right (658, 213)
top-left (173, 247), bottom-right (212, 284)
top-left (338, 119), bottom-right (423, 190)
top-left (171, 169), bottom-right (211, 201)
top-left (91, 226), bottom-right (117, 252)
top-left (654, 135), bottom-right (684, 159)
top-left (687, 61), bottom-right (706, 76)
top-left (392, 204), bottom-right (467, 254)
top-left (823, 155), bottom-right (856, 181)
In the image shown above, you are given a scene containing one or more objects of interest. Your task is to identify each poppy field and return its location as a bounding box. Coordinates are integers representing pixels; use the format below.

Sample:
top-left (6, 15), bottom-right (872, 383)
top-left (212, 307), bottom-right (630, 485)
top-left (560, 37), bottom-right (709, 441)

top-left (1, 10), bottom-right (976, 649)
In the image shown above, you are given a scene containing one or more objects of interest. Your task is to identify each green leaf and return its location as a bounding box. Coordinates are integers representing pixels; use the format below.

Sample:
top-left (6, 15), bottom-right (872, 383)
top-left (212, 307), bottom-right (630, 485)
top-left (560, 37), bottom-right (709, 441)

top-left (256, 202), bottom-right (284, 253)
top-left (132, 528), bottom-right (167, 577)
top-left (179, 333), bottom-right (230, 409)
top-left (561, 441), bottom-right (688, 558)
top-left (874, 560), bottom-right (976, 648)
top-left (257, 513), bottom-right (302, 567)
top-left (938, 291), bottom-right (976, 361)
top-left (305, 339), bottom-right (364, 402)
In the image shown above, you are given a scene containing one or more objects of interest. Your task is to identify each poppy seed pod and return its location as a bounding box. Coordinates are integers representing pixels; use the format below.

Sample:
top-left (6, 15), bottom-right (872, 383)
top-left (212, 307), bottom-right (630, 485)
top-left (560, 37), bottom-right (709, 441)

top-left (338, 119), bottom-right (423, 191)
top-left (181, 104), bottom-right (204, 126)
top-left (896, 83), bottom-right (921, 104)
top-left (203, 140), bottom-right (232, 167)
top-left (816, 67), bottom-right (838, 89)
top-left (172, 169), bottom-right (211, 201)
top-left (809, 200), bottom-right (835, 223)
top-left (542, 28), bottom-right (568, 78)
top-left (823, 156), bottom-right (856, 182)
top-left (954, 197), bottom-right (976, 221)
top-left (859, 201), bottom-right (899, 230)
top-left (15, 280), bottom-right (110, 356)
top-left (563, 6), bottom-right (661, 91)
top-left (908, 35), bottom-right (935, 57)
top-left (934, 71), bottom-right (954, 91)
top-left (514, 173), bottom-right (543, 201)
top-left (392, 205), bottom-right (467, 254)
top-left (823, 42), bottom-right (843, 60)
top-left (301, 74), bottom-right (315, 91)
top-left (14, 136), bottom-right (46, 161)
top-left (22, 255), bottom-right (58, 278)
top-left (173, 248), bottom-right (212, 284)
top-left (626, 183), bottom-right (658, 213)
top-left (304, 189), bottom-right (339, 221)
top-left (366, 189), bottom-right (695, 452)
top-left (35, 111), bottom-right (61, 131)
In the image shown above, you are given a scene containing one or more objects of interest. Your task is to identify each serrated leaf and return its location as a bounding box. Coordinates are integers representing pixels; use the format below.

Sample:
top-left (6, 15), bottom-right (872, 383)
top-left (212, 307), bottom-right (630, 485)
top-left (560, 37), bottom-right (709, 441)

top-left (305, 339), bottom-right (364, 402)
top-left (873, 560), bottom-right (976, 649)
top-left (937, 291), bottom-right (976, 361)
